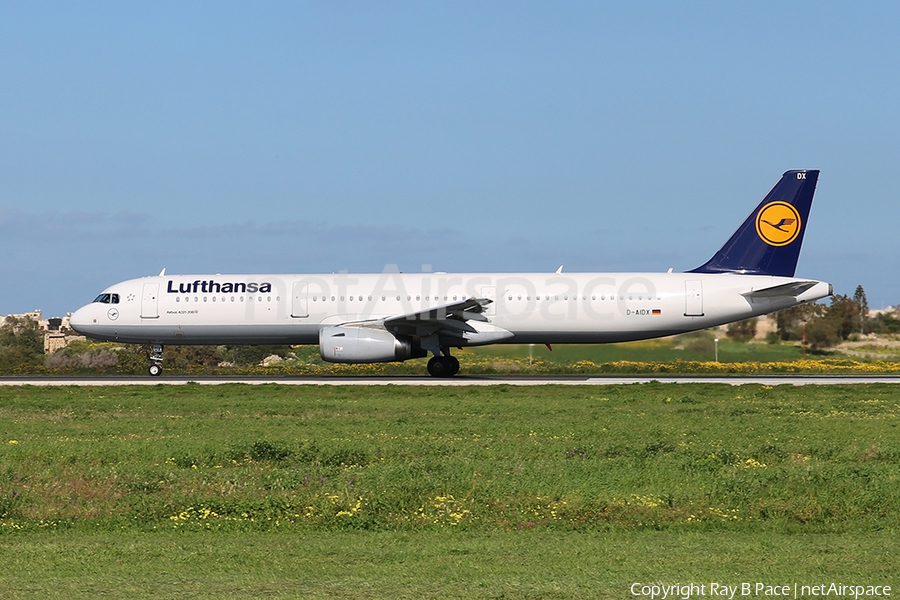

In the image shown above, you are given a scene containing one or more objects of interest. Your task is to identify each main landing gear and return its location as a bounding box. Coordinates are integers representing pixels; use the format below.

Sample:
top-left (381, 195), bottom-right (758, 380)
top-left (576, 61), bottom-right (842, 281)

top-left (148, 343), bottom-right (163, 377)
top-left (426, 351), bottom-right (460, 378)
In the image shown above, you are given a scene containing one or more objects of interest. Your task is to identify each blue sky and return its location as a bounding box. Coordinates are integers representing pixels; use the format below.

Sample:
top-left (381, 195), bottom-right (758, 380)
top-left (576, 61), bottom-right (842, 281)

top-left (2, 2), bottom-right (899, 316)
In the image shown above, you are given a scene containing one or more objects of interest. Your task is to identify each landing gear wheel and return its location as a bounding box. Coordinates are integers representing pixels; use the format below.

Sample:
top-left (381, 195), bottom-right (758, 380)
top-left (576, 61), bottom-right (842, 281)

top-left (148, 343), bottom-right (164, 377)
top-left (427, 356), bottom-right (460, 378)
top-left (427, 356), bottom-right (447, 377)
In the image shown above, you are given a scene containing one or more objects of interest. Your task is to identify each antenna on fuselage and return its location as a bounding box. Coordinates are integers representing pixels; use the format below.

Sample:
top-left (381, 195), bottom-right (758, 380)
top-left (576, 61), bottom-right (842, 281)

top-left (158, 268), bottom-right (166, 276)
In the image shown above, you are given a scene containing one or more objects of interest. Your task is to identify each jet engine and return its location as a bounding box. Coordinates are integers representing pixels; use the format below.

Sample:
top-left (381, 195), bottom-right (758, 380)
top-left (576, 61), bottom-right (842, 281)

top-left (319, 325), bottom-right (426, 363)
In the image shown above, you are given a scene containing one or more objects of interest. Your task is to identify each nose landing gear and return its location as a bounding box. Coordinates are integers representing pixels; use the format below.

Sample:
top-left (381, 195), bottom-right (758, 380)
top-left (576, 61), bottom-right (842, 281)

top-left (148, 343), bottom-right (163, 377)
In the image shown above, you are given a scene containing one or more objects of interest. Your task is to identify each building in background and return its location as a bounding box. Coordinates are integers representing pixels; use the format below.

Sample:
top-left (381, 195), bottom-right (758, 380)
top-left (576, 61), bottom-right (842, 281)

top-left (2, 310), bottom-right (85, 353)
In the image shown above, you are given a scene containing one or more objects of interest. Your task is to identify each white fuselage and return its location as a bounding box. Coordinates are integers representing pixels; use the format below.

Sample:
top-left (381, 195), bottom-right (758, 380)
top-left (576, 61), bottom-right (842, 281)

top-left (69, 271), bottom-right (832, 346)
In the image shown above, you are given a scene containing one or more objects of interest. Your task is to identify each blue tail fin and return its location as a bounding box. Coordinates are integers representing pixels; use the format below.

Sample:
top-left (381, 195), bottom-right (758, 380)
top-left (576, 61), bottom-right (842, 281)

top-left (689, 170), bottom-right (819, 277)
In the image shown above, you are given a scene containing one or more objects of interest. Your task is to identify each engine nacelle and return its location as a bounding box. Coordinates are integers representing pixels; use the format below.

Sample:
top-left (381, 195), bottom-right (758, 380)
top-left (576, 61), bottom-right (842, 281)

top-left (319, 325), bottom-right (426, 364)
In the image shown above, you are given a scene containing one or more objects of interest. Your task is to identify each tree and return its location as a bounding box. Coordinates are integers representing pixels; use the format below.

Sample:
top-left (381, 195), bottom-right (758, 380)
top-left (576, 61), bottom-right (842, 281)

top-left (826, 294), bottom-right (863, 341)
top-left (726, 317), bottom-right (758, 342)
top-left (774, 303), bottom-right (824, 341)
top-left (853, 285), bottom-right (869, 334)
top-left (795, 294), bottom-right (865, 350)
top-left (0, 316), bottom-right (43, 354)
top-left (805, 316), bottom-right (841, 350)
top-left (869, 311), bottom-right (900, 334)
top-left (0, 315), bottom-right (45, 371)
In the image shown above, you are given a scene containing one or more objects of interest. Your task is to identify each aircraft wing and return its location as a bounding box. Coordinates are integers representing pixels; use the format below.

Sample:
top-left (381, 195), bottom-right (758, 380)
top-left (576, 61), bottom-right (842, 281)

top-left (741, 281), bottom-right (820, 299)
top-left (385, 297), bottom-right (491, 324)
top-left (381, 297), bottom-right (513, 346)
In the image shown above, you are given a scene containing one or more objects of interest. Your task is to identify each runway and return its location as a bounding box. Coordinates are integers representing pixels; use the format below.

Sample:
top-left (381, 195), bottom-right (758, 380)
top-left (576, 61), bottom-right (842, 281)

top-left (2, 375), bottom-right (900, 386)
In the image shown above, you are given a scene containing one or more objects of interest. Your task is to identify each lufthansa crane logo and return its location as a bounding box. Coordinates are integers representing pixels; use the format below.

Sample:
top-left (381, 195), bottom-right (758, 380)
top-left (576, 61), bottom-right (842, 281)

top-left (755, 201), bottom-right (801, 246)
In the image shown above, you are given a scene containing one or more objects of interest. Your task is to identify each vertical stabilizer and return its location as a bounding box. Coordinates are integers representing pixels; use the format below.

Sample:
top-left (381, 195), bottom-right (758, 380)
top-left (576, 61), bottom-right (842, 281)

top-left (689, 170), bottom-right (819, 277)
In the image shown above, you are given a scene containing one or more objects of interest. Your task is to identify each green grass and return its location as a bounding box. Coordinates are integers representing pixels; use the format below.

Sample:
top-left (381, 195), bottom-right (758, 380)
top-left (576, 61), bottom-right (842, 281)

top-left (0, 384), bottom-right (898, 598)
top-left (2, 531), bottom-right (897, 599)
top-left (473, 336), bottom-right (811, 364)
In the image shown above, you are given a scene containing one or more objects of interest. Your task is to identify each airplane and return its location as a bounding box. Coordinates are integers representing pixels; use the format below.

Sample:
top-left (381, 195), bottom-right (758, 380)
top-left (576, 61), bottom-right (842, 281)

top-left (70, 170), bottom-right (832, 377)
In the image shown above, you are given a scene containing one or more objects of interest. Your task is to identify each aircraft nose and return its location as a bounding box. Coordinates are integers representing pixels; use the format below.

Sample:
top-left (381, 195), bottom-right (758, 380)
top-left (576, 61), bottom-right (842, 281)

top-left (68, 305), bottom-right (94, 335)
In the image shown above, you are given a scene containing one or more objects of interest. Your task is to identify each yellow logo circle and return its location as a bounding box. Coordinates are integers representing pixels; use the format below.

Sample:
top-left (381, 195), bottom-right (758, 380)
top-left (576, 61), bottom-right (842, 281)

top-left (755, 202), bottom-right (801, 246)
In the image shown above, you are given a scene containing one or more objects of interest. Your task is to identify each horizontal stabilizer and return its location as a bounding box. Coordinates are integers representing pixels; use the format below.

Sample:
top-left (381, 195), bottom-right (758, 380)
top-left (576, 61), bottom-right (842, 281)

top-left (741, 281), bottom-right (819, 299)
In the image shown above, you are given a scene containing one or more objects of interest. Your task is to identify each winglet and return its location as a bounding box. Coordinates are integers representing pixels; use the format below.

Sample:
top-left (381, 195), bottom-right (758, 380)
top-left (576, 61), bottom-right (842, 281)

top-left (689, 170), bottom-right (819, 277)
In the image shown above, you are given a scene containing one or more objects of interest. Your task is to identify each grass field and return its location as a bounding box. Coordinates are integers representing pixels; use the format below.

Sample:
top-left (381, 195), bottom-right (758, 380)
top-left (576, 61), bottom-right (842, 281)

top-left (22, 330), bottom-right (900, 378)
top-left (1, 383), bottom-right (898, 598)
top-left (473, 336), bottom-right (810, 364)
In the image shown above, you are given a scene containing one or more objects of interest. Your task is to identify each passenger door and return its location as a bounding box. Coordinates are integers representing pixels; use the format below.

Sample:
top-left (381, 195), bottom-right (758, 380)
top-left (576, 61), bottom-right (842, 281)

top-left (684, 280), bottom-right (704, 317)
top-left (141, 283), bottom-right (159, 319)
top-left (291, 282), bottom-right (309, 318)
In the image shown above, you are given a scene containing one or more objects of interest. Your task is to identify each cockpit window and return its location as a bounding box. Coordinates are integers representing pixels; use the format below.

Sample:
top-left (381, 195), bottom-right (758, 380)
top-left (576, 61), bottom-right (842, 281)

top-left (111, 294), bottom-right (119, 304)
top-left (93, 294), bottom-right (111, 304)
